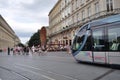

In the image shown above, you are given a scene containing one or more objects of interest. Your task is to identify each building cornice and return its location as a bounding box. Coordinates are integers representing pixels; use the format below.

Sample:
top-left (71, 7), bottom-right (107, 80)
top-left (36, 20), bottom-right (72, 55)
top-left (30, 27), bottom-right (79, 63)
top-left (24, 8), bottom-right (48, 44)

top-left (0, 15), bottom-right (15, 35)
top-left (0, 14), bottom-right (20, 42)
top-left (48, 0), bottom-right (61, 16)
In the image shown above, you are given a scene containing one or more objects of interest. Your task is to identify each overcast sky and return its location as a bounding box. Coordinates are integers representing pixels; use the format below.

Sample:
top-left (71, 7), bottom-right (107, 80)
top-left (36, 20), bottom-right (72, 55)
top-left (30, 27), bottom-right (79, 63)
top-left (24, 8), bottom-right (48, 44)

top-left (0, 0), bottom-right (58, 44)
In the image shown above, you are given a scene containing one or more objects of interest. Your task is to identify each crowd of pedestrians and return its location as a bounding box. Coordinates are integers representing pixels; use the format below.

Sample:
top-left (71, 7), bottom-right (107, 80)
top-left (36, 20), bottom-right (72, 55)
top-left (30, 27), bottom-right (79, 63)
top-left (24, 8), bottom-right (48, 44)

top-left (0, 44), bottom-right (72, 56)
top-left (11, 46), bottom-right (30, 55)
top-left (5, 45), bottom-right (47, 56)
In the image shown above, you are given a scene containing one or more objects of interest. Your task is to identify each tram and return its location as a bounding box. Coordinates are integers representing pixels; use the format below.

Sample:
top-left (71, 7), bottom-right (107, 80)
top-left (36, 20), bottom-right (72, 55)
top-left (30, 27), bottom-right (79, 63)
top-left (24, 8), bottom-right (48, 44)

top-left (72, 14), bottom-right (120, 66)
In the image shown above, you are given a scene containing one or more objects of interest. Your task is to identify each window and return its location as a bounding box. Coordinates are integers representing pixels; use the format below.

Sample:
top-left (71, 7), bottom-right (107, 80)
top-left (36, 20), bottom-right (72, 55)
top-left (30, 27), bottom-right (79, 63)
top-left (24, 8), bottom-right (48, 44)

top-left (110, 0), bottom-right (113, 11)
top-left (87, 6), bottom-right (91, 17)
top-left (72, 25), bottom-right (88, 52)
top-left (66, 40), bottom-right (68, 45)
top-left (72, 2), bottom-right (74, 12)
top-left (68, 7), bottom-right (71, 15)
top-left (76, 0), bottom-right (79, 8)
top-left (72, 35), bottom-right (85, 51)
top-left (82, 10), bottom-right (85, 20)
top-left (69, 40), bottom-right (72, 46)
top-left (106, 0), bottom-right (110, 12)
top-left (76, 13), bottom-right (79, 22)
top-left (74, 14), bottom-right (77, 23)
top-left (81, 0), bottom-right (85, 4)
top-left (108, 27), bottom-right (120, 51)
top-left (106, 0), bottom-right (113, 12)
top-left (72, 15), bottom-right (74, 24)
top-left (92, 28), bottom-right (105, 51)
top-left (95, 2), bottom-right (100, 17)
top-left (95, 2), bottom-right (99, 14)
top-left (83, 31), bottom-right (92, 51)
top-left (76, 0), bottom-right (78, 9)
top-left (73, 1), bottom-right (76, 11)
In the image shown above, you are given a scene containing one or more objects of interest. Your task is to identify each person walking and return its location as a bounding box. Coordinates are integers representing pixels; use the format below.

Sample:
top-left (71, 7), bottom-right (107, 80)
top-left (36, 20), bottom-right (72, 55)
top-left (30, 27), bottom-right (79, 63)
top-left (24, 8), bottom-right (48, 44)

top-left (8, 47), bottom-right (10, 55)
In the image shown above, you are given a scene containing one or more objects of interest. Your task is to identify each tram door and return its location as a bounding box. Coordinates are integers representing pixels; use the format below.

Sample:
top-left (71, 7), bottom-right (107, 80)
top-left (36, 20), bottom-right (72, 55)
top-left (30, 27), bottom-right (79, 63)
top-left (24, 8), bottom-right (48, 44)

top-left (107, 23), bottom-right (120, 65)
top-left (92, 26), bottom-right (107, 64)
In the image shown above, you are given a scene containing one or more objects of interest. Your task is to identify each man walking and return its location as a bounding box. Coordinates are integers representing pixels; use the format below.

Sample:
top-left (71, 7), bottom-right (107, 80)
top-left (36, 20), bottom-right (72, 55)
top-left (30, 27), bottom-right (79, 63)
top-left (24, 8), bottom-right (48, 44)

top-left (8, 47), bottom-right (10, 55)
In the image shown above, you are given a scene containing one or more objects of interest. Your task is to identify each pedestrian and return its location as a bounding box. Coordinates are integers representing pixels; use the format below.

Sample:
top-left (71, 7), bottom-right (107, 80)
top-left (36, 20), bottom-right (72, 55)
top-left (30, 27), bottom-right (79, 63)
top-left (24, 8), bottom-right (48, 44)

top-left (66, 44), bottom-right (71, 54)
top-left (110, 39), bottom-right (119, 50)
top-left (26, 46), bottom-right (29, 55)
top-left (8, 47), bottom-right (10, 55)
top-left (32, 45), bottom-right (35, 54)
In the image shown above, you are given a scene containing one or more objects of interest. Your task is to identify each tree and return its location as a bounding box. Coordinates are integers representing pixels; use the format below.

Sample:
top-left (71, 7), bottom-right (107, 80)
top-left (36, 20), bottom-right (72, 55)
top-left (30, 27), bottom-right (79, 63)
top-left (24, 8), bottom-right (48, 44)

top-left (18, 43), bottom-right (25, 47)
top-left (28, 30), bottom-right (41, 47)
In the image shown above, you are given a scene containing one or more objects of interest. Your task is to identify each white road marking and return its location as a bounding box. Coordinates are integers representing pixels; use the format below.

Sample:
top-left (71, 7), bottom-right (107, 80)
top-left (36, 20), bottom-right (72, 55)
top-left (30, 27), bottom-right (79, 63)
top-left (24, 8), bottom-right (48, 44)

top-left (15, 64), bottom-right (78, 80)
top-left (14, 65), bottom-right (56, 80)
top-left (0, 78), bottom-right (2, 80)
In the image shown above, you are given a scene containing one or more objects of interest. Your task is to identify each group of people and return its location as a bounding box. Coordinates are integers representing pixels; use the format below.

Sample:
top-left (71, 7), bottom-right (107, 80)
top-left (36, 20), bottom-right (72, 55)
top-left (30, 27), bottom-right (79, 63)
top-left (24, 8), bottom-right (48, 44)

top-left (6, 44), bottom-right (72, 56)
top-left (7, 46), bottom-right (29, 55)
top-left (31, 45), bottom-right (46, 56)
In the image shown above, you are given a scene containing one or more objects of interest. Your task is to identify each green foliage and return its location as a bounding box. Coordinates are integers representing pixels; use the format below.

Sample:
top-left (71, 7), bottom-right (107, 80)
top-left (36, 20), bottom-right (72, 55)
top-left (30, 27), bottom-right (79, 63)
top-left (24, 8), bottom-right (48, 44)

top-left (28, 30), bottom-right (41, 47)
top-left (18, 43), bottom-right (25, 47)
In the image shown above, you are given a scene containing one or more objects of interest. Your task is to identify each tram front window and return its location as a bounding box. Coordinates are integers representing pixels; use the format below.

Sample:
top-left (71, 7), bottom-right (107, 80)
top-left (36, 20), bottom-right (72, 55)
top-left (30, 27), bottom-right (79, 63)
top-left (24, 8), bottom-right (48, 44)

top-left (72, 34), bottom-right (85, 53)
top-left (72, 24), bottom-right (88, 53)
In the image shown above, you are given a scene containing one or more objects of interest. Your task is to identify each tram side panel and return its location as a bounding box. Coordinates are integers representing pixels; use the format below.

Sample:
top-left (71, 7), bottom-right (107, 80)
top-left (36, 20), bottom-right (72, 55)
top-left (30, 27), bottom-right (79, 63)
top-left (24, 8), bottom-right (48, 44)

top-left (74, 51), bottom-right (93, 62)
top-left (107, 22), bottom-right (120, 65)
top-left (92, 22), bottom-right (120, 65)
top-left (108, 52), bottom-right (120, 65)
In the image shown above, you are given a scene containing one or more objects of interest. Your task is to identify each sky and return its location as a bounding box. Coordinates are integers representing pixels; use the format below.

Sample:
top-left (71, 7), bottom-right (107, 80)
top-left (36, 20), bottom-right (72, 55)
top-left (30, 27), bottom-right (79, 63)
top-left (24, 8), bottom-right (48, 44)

top-left (0, 0), bottom-right (58, 44)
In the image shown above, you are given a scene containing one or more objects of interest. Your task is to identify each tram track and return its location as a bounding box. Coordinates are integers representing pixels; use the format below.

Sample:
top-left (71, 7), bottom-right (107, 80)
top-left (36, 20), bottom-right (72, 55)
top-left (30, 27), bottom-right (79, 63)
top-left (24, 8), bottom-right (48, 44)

top-left (94, 69), bottom-right (116, 80)
top-left (0, 66), bottom-right (31, 80)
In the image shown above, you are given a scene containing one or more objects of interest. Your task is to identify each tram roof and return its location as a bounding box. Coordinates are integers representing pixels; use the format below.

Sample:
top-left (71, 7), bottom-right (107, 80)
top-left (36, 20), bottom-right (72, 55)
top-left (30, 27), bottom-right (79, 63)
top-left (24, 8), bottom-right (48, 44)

top-left (76, 14), bottom-right (120, 35)
top-left (88, 14), bottom-right (120, 28)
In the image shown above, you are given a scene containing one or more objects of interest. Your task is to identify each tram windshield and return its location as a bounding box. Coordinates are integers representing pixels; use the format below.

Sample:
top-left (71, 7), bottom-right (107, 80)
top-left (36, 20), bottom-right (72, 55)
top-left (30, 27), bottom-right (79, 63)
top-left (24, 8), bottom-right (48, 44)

top-left (72, 26), bottom-right (87, 53)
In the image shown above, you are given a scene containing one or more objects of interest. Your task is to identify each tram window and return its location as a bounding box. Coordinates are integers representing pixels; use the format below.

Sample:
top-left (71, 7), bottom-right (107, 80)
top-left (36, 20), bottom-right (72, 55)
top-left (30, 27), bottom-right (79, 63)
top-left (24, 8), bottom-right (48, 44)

top-left (76, 36), bottom-right (83, 49)
top-left (83, 32), bottom-right (92, 51)
top-left (72, 37), bottom-right (79, 50)
top-left (93, 29), bottom-right (105, 51)
top-left (75, 25), bottom-right (88, 50)
top-left (72, 24), bottom-right (88, 52)
top-left (72, 35), bottom-right (84, 51)
top-left (108, 27), bottom-right (120, 51)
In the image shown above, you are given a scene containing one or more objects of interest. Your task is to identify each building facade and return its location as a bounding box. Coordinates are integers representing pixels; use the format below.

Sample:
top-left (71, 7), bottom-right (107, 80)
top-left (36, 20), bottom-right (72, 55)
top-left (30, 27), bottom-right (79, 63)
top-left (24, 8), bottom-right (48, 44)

top-left (48, 0), bottom-right (120, 48)
top-left (0, 15), bottom-right (20, 51)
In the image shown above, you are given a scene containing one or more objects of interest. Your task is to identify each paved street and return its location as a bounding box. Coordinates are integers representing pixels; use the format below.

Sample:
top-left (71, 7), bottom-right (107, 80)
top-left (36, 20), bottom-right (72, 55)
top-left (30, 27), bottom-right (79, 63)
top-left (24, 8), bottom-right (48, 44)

top-left (0, 51), bottom-right (120, 80)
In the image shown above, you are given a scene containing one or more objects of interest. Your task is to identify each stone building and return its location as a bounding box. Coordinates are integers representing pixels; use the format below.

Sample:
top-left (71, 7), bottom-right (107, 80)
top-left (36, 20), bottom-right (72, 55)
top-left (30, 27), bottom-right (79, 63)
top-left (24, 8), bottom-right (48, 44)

top-left (48, 0), bottom-right (120, 48)
top-left (0, 15), bottom-right (20, 51)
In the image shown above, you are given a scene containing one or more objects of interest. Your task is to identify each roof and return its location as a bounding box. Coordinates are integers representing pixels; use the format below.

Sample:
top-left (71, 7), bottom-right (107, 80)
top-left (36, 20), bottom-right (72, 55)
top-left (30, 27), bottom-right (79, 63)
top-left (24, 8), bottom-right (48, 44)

top-left (89, 14), bottom-right (120, 28)
top-left (0, 14), bottom-right (15, 34)
top-left (48, 0), bottom-right (60, 16)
